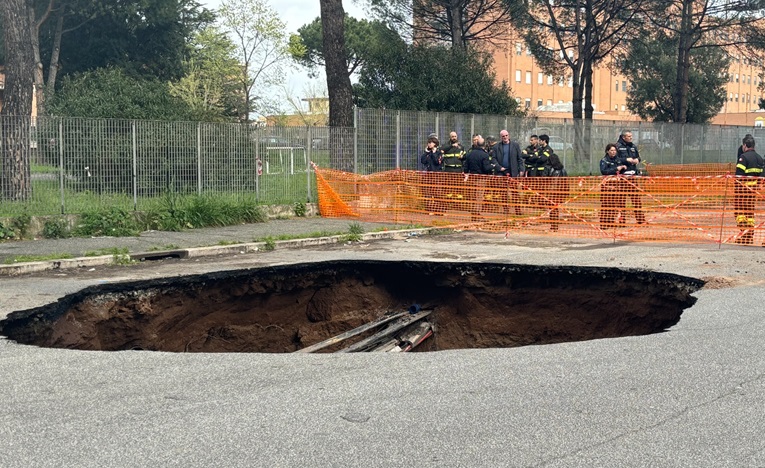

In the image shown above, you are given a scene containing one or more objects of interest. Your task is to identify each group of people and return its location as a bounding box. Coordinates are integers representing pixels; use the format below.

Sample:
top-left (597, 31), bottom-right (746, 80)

top-left (420, 130), bottom-right (566, 179)
top-left (419, 128), bottom-right (765, 241)
top-left (419, 130), bottom-right (567, 227)
top-left (598, 131), bottom-right (646, 229)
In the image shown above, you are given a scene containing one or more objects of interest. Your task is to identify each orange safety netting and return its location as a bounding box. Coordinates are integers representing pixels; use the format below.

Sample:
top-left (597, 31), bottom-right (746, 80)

top-left (314, 165), bottom-right (765, 246)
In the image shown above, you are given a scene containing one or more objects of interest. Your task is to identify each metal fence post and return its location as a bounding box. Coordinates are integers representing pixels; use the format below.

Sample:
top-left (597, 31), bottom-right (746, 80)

top-left (680, 124), bottom-right (685, 164)
top-left (306, 126), bottom-right (312, 202)
top-left (470, 114), bottom-right (475, 139)
top-left (255, 125), bottom-right (260, 202)
top-left (353, 105), bottom-right (359, 174)
top-left (396, 110), bottom-right (401, 170)
top-left (58, 121), bottom-right (65, 214)
top-left (435, 112), bottom-right (440, 139)
top-left (196, 122), bottom-right (202, 195)
top-left (132, 121), bottom-right (138, 211)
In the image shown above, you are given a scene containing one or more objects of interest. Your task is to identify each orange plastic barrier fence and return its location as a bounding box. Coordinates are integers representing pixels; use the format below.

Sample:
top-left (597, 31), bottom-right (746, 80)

top-left (314, 165), bottom-right (765, 246)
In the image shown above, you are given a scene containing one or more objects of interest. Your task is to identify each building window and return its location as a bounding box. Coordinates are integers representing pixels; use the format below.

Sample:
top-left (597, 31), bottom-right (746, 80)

top-left (735, 93), bottom-right (739, 102)
top-left (515, 70), bottom-right (521, 82)
top-left (547, 75), bottom-right (553, 85)
top-left (537, 99), bottom-right (543, 108)
top-left (622, 81), bottom-right (627, 92)
top-left (615, 80), bottom-right (619, 91)
top-left (748, 75), bottom-right (751, 84)
top-left (736, 74), bottom-right (739, 83)
top-left (526, 47), bottom-right (532, 56)
top-left (567, 77), bottom-right (573, 87)
top-left (547, 99), bottom-right (552, 106)
top-left (538, 72), bottom-right (544, 84)
top-left (621, 105), bottom-right (626, 111)
top-left (515, 97), bottom-right (521, 103)
top-left (525, 98), bottom-right (531, 109)
top-left (515, 43), bottom-right (522, 56)
top-left (558, 77), bottom-right (564, 87)
top-left (526, 71), bottom-right (532, 84)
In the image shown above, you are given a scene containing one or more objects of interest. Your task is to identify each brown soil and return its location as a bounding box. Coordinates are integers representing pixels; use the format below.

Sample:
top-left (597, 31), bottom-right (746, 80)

top-left (0, 261), bottom-right (704, 353)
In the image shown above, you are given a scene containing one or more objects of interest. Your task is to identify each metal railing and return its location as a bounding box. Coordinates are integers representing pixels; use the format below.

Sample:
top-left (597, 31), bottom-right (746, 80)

top-left (0, 111), bottom-right (760, 216)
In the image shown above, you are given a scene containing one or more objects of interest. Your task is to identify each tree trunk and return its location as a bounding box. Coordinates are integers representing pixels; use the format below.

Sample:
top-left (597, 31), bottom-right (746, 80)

top-left (1, 0), bottom-right (35, 201)
top-left (673, 0), bottom-right (693, 124)
top-left (320, 0), bottom-right (354, 171)
top-left (46, 7), bottom-right (65, 95)
top-left (449, 0), bottom-right (464, 50)
top-left (29, 0), bottom-right (46, 116)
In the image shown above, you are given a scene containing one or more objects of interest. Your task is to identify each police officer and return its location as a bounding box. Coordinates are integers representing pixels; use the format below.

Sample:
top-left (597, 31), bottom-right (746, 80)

top-left (615, 131), bottom-right (646, 224)
top-left (734, 134), bottom-right (764, 244)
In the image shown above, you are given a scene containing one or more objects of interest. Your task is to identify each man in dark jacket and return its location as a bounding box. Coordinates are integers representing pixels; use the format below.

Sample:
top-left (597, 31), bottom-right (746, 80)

top-left (522, 134), bottom-right (538, 175)
top-left (463, 135), bottom-right (493, 222)
top-left (491, 130), bottom-right (525, 216)
top-left (420, 135), bottom-right (443, 215)
top-left (615, 131), bottom-right (645, 224)
top-left (734, 134), bottom-right (764, 244)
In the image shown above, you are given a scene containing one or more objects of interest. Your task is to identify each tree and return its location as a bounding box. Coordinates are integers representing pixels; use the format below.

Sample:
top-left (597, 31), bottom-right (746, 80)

top-left (290, 15), bottom-right (400, 79)
top-left (509, 0), bottom-right (645, 161)
top-left (623, 35), bottom-right (729, 123)
top-left (168, 26), bottom-right (243, 121)
top-left (47, 68), bottom-right (199, 120)
top-left (369, 0), bottom-right (513, 50)
top-left (1, 0), bottom-right (35, 201)
top-left (5, 0), bottom-right (213, 115)
top-left (217, 0), bottom-right (289, 122)
top-left (643, 0), bottom-right (765, 123)
top-left (354, 44), bottom-right (522, 115)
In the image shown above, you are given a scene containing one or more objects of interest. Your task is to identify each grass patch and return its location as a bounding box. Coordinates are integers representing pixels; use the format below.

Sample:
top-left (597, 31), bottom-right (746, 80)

top-left (149, 244), bottom-right (180, 251)
top-left (4, 253), bottom-right (74, 264)
top-left (342, 222), bottom-right (365, 242)
top-left (141, 193), bottom-right (267, 231)
top-left (263, 237), bottom-right (276, 251)
top-left (217, 240), bottom-right (243, 246)
top-left (42, 217), bottom-right (71, 239)
top-left (254, 230), bottom-right (343, 242)
top-left (84, 247), bottom-right (130, 257)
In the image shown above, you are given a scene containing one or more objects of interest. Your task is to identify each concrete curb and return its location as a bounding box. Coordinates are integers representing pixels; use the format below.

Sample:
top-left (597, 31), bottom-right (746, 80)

top-left (0, 227), bottom-right (453, 276)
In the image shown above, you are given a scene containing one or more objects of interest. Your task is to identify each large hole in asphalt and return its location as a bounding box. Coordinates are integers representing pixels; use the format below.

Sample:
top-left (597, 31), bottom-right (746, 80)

top-left (0, 261), bottom-right (704, 353)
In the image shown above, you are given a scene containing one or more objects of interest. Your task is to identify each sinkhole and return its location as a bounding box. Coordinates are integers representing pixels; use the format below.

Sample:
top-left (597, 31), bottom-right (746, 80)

top-left (0, 261), bottom-right (704, 353)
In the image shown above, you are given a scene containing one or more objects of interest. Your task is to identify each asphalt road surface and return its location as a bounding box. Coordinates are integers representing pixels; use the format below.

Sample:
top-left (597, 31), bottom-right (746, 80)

top-left (1, 228), bottom-right (764, 467)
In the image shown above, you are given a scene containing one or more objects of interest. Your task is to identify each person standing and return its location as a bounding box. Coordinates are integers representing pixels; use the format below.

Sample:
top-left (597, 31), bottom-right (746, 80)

top-left (733, 134), bottom-right (764, 244)
top-left (546, 150), bottom-right (568, 231)
top-left (615, 131), bottom-right (646, 224)
top-left (441, 131), bottom-right (467, 210)
top-left (491, 130), bottom-right (525, 216)
top-left (441, 131), bottom-right (466, 173)
top-left (522, 134), bottom-right (538, 176)
top-left (420, 134), bottom-right (443, 215)
top-left (600, 143), bottom-right (628, 229)
top-left (463, 135), bottom-right (493, 221)
top-left (527, 134), bottom-right (553, 177)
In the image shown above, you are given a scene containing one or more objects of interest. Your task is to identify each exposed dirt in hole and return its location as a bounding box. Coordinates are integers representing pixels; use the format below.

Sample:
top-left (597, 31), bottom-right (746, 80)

top-left (0, 261), bottom-right (704, 353)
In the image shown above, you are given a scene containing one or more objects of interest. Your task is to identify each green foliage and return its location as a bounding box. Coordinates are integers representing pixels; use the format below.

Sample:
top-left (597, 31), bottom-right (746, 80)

top-left (291, 16), bottom-right (400, 78)
top-left (142, 194), bottom-right (266, 231)
top-left (0, 221), bottom-right (17, 240)
top-left (74, 207), bottom-right (141, 237)
top-left (293, 201), bottom-right (307, 217)
top-left (4, 253), bottom-right (74, 264)
top-left (354, 45), bottom-right (522, 115)
top-left (12, 212), bottom-right (32, 239)
top-left (42, 217), bottom-right (71, 239)
top-left (623, 36), bottom-right (729, 124)
top-left (263, 236), bottom-right (276, 251)
top-left (169, 26), bottom-right (244, 121)
top-left (47, 68), bottom-right (199, 120)
top-left (342, 222), bottom-right (364, 242)
top-left (40, 0), bottom-right (214, 83)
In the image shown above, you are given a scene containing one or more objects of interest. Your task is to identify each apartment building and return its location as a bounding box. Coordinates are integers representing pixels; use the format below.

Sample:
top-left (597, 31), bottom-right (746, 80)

top-left (491, 41), bottom-right (765, 125)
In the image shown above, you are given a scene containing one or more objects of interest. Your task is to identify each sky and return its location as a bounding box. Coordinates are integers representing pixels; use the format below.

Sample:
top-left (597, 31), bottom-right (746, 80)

top-left (200, 0), bottom-right (367, 107)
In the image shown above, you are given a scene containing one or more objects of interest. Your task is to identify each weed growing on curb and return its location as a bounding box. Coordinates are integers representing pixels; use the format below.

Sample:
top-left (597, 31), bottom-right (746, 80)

top-left (343, 222), bottom-right (365, 242)
top-left (293, 201), bottom-right (307, 217)
top-left (263, 237), bottom-right (276, 251)
top-left (42, 217), bottom-right (71, 239)
top-left (4, 253), bottom-right (74, 264)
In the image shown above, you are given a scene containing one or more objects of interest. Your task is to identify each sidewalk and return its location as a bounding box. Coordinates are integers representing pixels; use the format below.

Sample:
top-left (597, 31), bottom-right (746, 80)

top-left (0, 217), bottom-right (422, 275)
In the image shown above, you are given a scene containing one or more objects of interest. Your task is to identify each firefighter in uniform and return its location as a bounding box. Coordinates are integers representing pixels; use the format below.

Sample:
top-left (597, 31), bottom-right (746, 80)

top-left (734, 134), bottom-right (764, 244)
top-left (441, 131), bottom-right (466, 211)
top-left (522, 134), bottom-right (538, 176)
